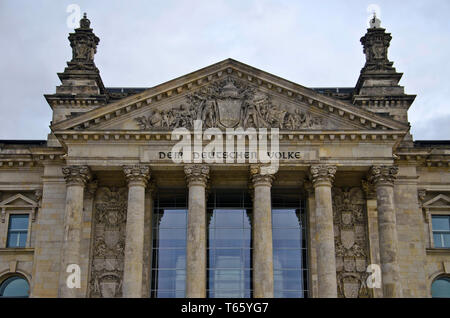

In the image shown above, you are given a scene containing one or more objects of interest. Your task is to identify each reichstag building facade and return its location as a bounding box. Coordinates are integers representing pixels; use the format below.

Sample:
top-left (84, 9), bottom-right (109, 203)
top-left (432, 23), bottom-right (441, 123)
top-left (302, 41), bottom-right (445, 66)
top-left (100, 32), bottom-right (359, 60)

top-left (0, 14), bottom-right (449, 298)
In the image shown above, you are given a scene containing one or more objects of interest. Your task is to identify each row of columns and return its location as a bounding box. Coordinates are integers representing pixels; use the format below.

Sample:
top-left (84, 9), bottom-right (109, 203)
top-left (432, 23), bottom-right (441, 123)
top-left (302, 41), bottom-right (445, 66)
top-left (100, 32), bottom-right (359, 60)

top-left (60, 163), bottom-right (402, 298)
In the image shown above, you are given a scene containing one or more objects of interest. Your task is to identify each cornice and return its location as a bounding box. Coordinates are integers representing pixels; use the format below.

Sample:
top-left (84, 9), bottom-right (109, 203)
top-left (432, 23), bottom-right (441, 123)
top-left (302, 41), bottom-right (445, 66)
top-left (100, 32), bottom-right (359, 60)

top-left (395, 150), bottom-right (450, 168)
top-left (0, 147), bottom-right (66, 169)
top-left (52, 129), bottom-right (404, 144)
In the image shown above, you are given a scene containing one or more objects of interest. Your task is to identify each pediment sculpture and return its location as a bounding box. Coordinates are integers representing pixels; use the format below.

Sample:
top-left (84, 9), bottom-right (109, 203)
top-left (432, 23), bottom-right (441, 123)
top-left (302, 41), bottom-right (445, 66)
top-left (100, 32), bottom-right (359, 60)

top-left (135, 77), bottom-right (326, 130)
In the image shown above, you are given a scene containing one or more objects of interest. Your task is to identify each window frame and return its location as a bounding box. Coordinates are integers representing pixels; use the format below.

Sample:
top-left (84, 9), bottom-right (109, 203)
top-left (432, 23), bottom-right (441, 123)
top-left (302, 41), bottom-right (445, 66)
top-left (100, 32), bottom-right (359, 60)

top-left (431, 275), bottom-right (450, 298)
top-left (206, 189), bottom-right (253, 299)
top-left (0, 274), bottom-right (30, 298)
top-left (0, 193), bottom-right (39, 249)
top-left (431, 214), bottom-right (450, 249)
top-left (150, 189), bottom-right (188, 298)
top-left (271, 189), bottom-right (309, 298)
top-left (4, 212), bottom-right (32, 249)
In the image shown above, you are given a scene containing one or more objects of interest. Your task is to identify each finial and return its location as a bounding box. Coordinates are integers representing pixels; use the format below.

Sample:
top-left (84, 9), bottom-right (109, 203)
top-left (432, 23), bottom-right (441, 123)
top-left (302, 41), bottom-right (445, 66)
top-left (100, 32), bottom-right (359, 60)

top-left (79, 12), bottom-right (91, 29)
top-left (369, 11), bottom-right (381, 28)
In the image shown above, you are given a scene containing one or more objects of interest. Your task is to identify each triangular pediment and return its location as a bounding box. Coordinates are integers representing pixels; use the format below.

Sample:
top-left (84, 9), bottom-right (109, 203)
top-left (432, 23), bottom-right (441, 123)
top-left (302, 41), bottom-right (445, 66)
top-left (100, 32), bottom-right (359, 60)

top-left (423, 194), bottom-right (450, 208)
top-left (51, 59), bottom-right (409, 134)
top-left (0, 194), bottom-right (38, 207)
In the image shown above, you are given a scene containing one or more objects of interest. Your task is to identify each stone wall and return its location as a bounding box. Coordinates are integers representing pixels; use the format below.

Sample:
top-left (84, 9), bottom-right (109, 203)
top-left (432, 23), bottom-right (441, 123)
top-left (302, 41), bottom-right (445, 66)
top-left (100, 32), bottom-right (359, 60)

top-left (30, 165), bottom-right (66, 297)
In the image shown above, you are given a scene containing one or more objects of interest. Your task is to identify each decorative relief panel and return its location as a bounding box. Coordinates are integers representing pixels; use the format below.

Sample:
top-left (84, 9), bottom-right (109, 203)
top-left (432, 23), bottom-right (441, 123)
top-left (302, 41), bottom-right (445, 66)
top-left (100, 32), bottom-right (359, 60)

top-left (89, 187), bottom-right (128, 298)
top-left (135, 77), bottom-right (327, 130)
top-left (332, 187), bottom-right (370, 298)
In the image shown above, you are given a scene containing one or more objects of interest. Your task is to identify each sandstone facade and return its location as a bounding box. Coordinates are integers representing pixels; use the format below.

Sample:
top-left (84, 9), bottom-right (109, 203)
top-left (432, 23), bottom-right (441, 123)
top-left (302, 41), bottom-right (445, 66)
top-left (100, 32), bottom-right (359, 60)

top-left (0, 14), bottom-right (448, 298)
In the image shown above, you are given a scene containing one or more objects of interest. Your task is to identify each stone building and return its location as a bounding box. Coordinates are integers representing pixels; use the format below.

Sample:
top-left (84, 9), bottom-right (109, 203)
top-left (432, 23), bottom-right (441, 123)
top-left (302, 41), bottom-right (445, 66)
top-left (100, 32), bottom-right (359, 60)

top-left (0, 14), bottom-right (449, 298)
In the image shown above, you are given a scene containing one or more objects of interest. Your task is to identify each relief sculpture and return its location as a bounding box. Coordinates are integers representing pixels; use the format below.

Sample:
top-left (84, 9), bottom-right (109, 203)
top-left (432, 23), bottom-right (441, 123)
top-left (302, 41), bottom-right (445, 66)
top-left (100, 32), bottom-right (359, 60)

top-left (89, 187), bottom-right (128, 298)
top-left (135, 77), bottom-right (326, 130)
top-left (332, 187), bottom-right (370, 298)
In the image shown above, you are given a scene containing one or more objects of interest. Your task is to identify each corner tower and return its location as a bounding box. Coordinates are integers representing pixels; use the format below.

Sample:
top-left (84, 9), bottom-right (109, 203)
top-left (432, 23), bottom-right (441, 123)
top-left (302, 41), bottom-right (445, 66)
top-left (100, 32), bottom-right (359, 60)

top-left (352, 15), bottom-right (416, 129)
top-left (45, 13), bottom-right (107, 128)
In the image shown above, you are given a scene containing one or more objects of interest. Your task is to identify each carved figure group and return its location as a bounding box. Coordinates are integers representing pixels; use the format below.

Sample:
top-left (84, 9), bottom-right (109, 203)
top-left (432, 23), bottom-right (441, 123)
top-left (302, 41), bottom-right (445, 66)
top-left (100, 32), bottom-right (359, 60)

top-left (134, 78), bottom-right (326, 131)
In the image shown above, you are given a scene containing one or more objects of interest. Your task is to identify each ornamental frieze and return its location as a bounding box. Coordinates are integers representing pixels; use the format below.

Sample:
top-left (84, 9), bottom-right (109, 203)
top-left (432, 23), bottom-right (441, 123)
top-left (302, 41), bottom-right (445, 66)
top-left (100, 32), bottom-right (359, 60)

top-left (89, 187), bottom-right (128, 298)
top-left (332, 187), bottom-right (370, 298)
top-left (134, 77), bottom-right (326, 130)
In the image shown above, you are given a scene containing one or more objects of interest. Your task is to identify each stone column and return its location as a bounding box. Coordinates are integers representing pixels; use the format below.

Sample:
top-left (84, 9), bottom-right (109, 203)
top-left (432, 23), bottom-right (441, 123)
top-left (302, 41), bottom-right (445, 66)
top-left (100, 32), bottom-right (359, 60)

top-left (122, 165), bottom-right (150, 298)
top-left (250, 165), bottom-right (275, 298)
top-left (184, 164), bottom-right (209, 298)
top-left (310, 165), bottom-right (338, 298)
top-left (60, 165), bottom-right (91, 298)
top-left (369, 165), bottom-right (402, 298)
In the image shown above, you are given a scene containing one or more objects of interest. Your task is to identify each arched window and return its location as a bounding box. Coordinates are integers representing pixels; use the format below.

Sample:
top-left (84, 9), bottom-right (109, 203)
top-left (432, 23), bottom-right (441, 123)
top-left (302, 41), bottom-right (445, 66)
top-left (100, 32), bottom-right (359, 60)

top-left (0, 276), bottom-right (30, 298)
top-left (431, 276), bottom-right (450, 298)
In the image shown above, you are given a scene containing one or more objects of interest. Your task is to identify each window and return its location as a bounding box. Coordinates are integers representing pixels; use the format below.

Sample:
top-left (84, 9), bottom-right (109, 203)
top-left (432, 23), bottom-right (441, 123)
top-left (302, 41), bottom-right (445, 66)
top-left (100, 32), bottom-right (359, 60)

top-left (432, 215), bottom-right (450, 248)
top-left (431, 276), bottom-right (450, 298)
top-left (207, 189), bottom-right (252, 298)
top-left (0, 276), bottom-right (29, 298)
top-left (272, 189), bottom-right (308, 298)
top-left (151, 189), bottom-right (188, 298)
top-left (7, 214), bottom-right (29, 248)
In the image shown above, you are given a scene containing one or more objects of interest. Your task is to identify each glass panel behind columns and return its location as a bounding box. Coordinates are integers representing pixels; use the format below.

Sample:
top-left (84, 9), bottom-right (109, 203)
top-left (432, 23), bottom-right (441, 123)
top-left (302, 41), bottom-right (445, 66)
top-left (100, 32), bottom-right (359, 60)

top-left (207, 189), bottom-right (252, 298)
top-left (151, 189), bottom-right (188, 298)
top-left (272, 188), bottom-right (308, 298)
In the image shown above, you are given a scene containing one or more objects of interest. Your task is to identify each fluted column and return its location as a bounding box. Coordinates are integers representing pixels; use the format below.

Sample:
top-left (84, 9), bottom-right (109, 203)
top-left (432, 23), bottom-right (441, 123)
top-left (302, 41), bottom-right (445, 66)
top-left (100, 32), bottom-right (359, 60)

top-left (250, 165), bottom-right (275, 298)
top-left (61, 165), bottom-right (91, 298)
top-left (122, 165), bottom-right (150, 298)
top-left (369, 165), bottom-right (402, 298)
top-left (250, 166), bottom-right (275, 298)
top-left (310, 165), bottom-right (338, 298)
top-left (185, 164), bottom-right (210, 298)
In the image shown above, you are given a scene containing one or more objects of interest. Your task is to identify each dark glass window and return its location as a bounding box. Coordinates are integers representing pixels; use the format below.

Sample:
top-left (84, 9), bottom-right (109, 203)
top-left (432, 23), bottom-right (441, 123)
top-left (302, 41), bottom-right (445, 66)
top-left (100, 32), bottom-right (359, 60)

top-left (207, 189), bottom-right (252, 298)
top-left (272, 189), bottom-right (308, 298)
top-left (151, 189), bottom-right (188, 298)
top-left (0, 276), bottom-right (29, 298)
top-left (7, 214), bottom-right (29, 248)
top-left (432, 215), bottom-right (450, 248)
top-left (431, 276), bottom-right (450, 298)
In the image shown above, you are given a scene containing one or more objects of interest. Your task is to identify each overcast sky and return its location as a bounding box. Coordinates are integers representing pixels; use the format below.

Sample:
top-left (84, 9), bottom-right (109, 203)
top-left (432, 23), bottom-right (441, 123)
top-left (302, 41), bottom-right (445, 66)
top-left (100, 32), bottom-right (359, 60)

top-left (0, 0), bottom-right (449, 140)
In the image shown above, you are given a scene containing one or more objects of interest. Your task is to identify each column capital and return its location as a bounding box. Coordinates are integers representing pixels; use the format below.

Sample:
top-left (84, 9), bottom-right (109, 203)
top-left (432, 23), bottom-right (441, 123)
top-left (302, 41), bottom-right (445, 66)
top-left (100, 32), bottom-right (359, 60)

top-left (184, 164), bottom-right (210, 187)
top-left (250, 165), bottom-right (275, 187)
top-left (368, 165), bottom-right (398, 187)
top-left (310, 165), bottom-right (337, 187)
top-left (123, 165), bottom-right (150, 187)
top-left (62, 165), bottom-right (92, 186)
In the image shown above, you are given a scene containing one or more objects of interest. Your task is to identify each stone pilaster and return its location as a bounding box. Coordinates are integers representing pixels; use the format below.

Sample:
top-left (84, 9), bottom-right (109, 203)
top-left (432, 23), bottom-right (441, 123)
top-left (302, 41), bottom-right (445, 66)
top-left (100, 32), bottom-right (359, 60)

top-left (142, 181), bottom-right (156, 298)
top-left (80, 179), bottom-right (97, 297)
top-left (304, 181), bottom-right (319, 298)
top-left (60, 165), bottom-right (91, 298)
top-left (368, 165), bottom-right (402, 298)
top-left (250, 165), bottom-right (275, 298)
top-left (184, 164), bottom-right (209, 298)
top-left (122, 165), bottom-right (150, 298)
top-left (310, 165), bottom-right (338, 298)
top-left (362, 179), bottom-right (383, 298)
